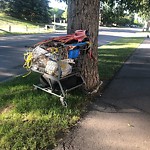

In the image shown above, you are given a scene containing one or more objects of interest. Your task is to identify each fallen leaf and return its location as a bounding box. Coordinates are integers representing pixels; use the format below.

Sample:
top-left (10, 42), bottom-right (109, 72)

top-left (128, 123), bottom-right (134, 127)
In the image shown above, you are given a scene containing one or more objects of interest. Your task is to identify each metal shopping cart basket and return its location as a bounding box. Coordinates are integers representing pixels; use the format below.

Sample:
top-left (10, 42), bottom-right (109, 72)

top-left (23, 30), bottom-right (91, 107)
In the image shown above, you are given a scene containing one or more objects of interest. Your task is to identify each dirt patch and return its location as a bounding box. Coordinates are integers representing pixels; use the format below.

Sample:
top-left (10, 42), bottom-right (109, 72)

top-left (0, 105), bottom-right (14, 114)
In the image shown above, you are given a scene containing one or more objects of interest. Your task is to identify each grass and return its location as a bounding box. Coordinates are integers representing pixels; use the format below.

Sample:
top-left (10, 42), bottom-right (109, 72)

top-left (0, 73), bottom-right (87, 149)
top-left (0, 37), bottom-right (144, 149)
top-left (99, 37), bottom-right (144, 80)
top-left (0, 13), bottom-right (54, 36)
top-left (0, 13), bottom-right (38, 27)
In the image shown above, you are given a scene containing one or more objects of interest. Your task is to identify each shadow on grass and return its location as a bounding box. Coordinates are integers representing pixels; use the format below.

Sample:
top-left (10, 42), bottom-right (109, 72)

top-left (0, 72), bottom-right (86, 113)
top-left (98, 39), bottom-right (143, 80)
top-left (0, 73), bottom-right (87, 149)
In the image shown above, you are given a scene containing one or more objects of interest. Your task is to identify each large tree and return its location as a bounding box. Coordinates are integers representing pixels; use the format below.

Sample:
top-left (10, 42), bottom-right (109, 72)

top-left (67, 0), bottom-right (100, 92)
top-left (66, 0), bottom-right (149, 92)
top-left (60, 0), bottom-right (150, 93)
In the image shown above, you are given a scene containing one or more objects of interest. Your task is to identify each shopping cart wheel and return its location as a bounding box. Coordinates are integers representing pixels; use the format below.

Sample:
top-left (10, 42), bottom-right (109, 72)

top-left (60, 97), bottom-right (67, 107)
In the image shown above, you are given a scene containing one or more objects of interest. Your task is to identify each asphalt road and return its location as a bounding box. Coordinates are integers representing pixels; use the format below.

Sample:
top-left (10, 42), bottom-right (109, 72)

top-left (0, 27), bottom-right (142, 82)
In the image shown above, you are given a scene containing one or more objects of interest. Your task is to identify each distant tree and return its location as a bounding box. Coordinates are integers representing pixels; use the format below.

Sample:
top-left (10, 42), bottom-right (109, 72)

top-left (0, 0), bottom-right (6, 11)
top-left (49, 8), bottom-right (64, 22)
top-left (101, 2), bottom-right (115, 26)
top-left (101, 0), bottom-right (141, 13)
top-left (5, 0), bottom-right (50, 23)
top-left (62, 8), bottom-right (67, 21)
top-left (0, 0), bottom-right (10, 12)
top-left (100, 0), bottom-right (141, 26)
top-left (138, 0), bottom-right (150, 21)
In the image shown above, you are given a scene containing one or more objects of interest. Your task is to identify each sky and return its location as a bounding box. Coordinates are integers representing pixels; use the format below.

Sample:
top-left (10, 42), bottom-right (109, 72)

top-left (49, 0), bottom-right (67, 10)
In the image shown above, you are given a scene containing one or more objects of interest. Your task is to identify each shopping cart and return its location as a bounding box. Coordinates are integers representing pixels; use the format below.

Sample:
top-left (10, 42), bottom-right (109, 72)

top-left (23, 30), bottom-right (91, 106)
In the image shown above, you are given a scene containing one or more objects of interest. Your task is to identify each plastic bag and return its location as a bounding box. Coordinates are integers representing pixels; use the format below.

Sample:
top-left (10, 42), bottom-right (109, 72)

top-left (60, 61), bottom-right (72, 77)
top-left (45, 60), bottom-right (58, 75)
top-left (32, 46), bottom-right (47, 59)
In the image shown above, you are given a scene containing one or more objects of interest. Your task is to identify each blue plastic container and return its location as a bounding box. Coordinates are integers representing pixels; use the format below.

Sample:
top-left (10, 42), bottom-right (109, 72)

top-left (68, 49), bottom-right (80, 59)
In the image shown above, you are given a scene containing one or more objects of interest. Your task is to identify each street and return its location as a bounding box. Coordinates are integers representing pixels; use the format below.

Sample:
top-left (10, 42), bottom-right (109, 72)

top-left (0, 27), bottom-right (143, 82)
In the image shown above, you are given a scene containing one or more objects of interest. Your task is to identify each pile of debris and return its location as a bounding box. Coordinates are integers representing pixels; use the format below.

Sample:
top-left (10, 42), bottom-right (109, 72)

top-left (23, 30), bottom-right (91, 77)
top-left (23, 30), bottom-right (91, 106)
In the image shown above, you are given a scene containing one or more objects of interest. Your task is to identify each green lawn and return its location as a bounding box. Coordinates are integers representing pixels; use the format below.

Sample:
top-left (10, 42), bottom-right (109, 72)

top-left (0, 37), bottom-right (144, 149)
top-left (0, 13), bottom-right (54, 35)
top-left (99, 37), bottom-right (144, 80)
top-left (0, 13), bottom-right (38, 26)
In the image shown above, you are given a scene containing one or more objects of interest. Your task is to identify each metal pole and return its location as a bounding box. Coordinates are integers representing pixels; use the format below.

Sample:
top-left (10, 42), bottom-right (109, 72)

top-left (54, 14), bottom-right (56, 30)
top-left (9, 25), bottom-right (11, 32)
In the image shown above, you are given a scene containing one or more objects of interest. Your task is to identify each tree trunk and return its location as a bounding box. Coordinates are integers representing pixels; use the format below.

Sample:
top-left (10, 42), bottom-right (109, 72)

top-left (67, 0), bottom-right (100, 92)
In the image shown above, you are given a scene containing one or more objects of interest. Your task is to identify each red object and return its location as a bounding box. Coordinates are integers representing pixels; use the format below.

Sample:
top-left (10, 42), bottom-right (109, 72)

top-left (34, 30), bottom-right (96, 60)
top-left (88, 49), bottom-right (95, 61)
top-left (36, 30), bottom-right (88, 46)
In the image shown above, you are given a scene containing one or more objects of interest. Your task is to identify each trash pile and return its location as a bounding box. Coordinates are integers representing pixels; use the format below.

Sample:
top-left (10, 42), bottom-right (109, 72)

top-left (23, 30), bottom-right (92, 106)
top-left (23, 30), bottom-right (91, 77)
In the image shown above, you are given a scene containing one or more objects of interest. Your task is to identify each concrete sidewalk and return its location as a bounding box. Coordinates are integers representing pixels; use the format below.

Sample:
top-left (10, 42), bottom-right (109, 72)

top-left (55, 38), bottom-right (150, 150)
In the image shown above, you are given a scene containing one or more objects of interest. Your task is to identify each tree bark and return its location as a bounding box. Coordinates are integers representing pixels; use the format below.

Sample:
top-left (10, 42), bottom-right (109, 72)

top-left (67, 0), bottom-right (100, 92)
